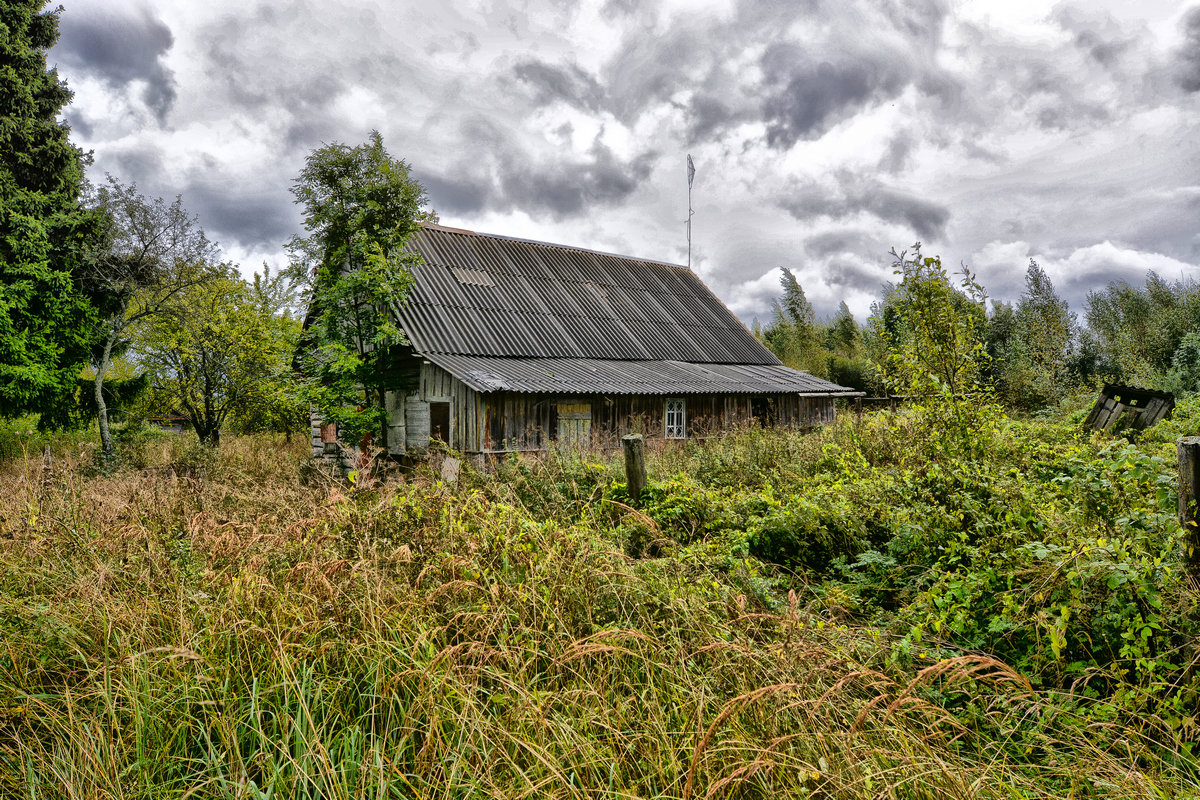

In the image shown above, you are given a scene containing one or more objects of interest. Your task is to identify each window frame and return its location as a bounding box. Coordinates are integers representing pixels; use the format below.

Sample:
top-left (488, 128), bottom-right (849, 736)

top-left (664, 398), bottom-right (686, 439)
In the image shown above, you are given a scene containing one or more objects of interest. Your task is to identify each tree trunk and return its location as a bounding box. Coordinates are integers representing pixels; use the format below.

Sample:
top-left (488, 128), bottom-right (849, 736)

top-left (95, 332), bottom-right (116, 461)
top-left (198, 425), bottom-right (220, 448)
top-left (189, 404), bottom-right (221, 448)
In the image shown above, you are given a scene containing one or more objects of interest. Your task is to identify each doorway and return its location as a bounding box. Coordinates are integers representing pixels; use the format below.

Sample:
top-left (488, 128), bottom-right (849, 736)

top-left (429, 402), bottom-right (450, 444)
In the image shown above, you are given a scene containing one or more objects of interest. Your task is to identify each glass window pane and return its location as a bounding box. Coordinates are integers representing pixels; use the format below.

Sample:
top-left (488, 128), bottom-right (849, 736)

top-left (664, 399), bottom-right (685, 439)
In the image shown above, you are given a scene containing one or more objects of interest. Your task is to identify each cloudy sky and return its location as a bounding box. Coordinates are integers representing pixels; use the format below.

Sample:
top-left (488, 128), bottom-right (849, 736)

top-left (50, 0), bottom-right (1200, 323)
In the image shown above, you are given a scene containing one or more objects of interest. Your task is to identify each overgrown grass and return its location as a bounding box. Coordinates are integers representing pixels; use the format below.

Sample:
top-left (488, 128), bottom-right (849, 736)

top-left (0, 420), bottom-right (1197, 798)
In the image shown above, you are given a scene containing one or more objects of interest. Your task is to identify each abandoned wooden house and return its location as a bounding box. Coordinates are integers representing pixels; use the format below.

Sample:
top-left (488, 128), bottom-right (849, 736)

top-left (310, 223), bottom-right (861, 460)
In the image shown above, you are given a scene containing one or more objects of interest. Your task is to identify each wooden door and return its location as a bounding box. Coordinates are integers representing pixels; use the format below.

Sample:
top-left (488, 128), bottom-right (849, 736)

top-left (556, 402), bottom-right (591, 448)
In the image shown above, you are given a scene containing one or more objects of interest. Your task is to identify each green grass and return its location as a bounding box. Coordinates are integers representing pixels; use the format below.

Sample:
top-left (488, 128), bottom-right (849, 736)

top-left (0, 416), bottom-right (1197, 798)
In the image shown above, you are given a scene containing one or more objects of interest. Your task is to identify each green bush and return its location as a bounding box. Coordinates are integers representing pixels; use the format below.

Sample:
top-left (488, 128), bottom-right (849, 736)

top-left (111, 419), bottom-right (172, 470)
top-left (827, 354), bottom-right (883, 394)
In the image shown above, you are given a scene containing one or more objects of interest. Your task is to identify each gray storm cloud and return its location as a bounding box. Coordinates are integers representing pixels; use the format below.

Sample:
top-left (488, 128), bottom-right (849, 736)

top-left (762, 50), bottom-right (911, 147)
top-left (512, 59), bottom-right (606, 112)
top-left (56, 5), bottom-right (176, 123)
top-left (779, 174), bottom-right (950, 242)
top-left (48, 0), bottom-right (1200, 323)
top-left (1178, 6), bottom-right (1200, 92)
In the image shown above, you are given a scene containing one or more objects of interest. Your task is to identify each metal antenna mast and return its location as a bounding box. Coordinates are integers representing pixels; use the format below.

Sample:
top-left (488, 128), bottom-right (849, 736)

top-left (686, 154), bottom-right (695, 269)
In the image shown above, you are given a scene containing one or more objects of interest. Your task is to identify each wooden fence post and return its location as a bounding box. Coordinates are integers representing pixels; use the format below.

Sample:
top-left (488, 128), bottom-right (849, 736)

top-left (41, 444), bottom-right (53, 494)
top-left (1181, 437), bottom-right (1200, 582)
top-left (623, 434), bottom-right (647, 507)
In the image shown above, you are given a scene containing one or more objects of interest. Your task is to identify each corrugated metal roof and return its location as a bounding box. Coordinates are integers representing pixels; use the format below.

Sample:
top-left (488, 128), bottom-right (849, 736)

top-left (423, 354), bottom-right (861, 396)
top-left (399, 225), bottom-right (781, 365)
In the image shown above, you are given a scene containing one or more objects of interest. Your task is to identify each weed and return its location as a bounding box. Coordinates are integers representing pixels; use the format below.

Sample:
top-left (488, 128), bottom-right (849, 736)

top-left (0, 421), bottom-right (1195, 798)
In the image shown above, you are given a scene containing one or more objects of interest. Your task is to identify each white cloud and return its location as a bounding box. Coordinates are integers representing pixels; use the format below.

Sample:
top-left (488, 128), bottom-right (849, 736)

top-left (51, 0), bottom-right (1200, 323)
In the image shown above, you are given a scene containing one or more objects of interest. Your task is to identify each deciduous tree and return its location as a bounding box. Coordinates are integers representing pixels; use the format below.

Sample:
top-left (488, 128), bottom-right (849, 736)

top-left (83, 177), bottom-right (217, 459)
top-left (228, 266), bottom-right (306, 436)
top-left (1014, 260), bottom-right (1074, 403)
top-left (288, 131), bottom-right (435, 448)
top-left (132, 266), bottom-right (291, 447)
top-left (878, 245), bottom-right (999, 458)
top-left (1085, 273), bottom-right (1200, 387)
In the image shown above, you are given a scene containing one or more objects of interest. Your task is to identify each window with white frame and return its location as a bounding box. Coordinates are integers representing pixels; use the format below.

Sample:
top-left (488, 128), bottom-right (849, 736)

top-left (664, 399), bottom-right (686, 439)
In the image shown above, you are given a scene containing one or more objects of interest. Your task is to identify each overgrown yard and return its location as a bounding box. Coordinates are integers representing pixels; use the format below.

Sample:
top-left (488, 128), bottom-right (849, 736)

top-left (1, 402), bottom-right (1198, 798)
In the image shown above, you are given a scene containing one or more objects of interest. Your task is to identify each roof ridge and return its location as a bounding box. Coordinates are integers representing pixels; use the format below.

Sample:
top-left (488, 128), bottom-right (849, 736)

top-left (403, 223), bottom-right (780, 366)
top-left (419, 220), bottom-right (690, 272)
top-left (419, 351), bottom-right (783, 366)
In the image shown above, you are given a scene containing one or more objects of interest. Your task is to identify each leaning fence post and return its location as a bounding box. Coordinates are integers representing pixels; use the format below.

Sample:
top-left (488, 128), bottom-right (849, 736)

top-left (623, 434), bottom-right (647, 507)
top-left (1181, 437), bottom-right (1200, 582)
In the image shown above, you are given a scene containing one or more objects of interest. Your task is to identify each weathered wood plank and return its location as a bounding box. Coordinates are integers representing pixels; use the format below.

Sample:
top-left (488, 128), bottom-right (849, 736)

top-left (406, 393), bottom-right (430, 449)
top-left (1180, 437), bottom-right (1200, 581)
top-left (623, 434), bottom-right (647, 506)
top-left (385, 390), bottom-right (406, 454)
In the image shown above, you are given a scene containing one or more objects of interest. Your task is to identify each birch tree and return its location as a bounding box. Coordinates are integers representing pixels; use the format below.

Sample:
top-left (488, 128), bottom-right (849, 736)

top-left (84, 178), bottom-right (216, 460)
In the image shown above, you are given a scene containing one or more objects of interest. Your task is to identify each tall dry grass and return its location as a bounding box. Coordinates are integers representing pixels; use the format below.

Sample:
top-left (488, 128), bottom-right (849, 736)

top-left (0, 432), bottom-right (1188, 798)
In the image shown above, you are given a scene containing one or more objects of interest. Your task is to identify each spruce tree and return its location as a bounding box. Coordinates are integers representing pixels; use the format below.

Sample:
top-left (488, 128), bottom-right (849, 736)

top-left (0, 0), bottom-right (99, 421)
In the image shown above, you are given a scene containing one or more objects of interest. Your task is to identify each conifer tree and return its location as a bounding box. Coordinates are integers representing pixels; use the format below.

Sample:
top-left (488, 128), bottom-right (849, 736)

top-left (778, 267), bottom-right (814, 327)
top-left (0, 0), bottom-right (99, 421)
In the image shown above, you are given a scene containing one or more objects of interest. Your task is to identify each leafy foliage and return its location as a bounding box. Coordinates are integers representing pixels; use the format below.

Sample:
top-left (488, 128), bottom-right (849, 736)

top-left (759, 269), bottom-right (880, 393)
top-left (1085, 273), bottom-right (1200, 389)
top-left (761, 249), bottom-right (1197, 411)
top-left (1166, 330), bottom-right (1200, 397)
top-left (289, 131), bottom-right (435, 447)
top-left (988, 261), bottom-right (1077, 410)
top-left (1015, 260), bottom-right (1075, 397)
top-left (81, 176), bottom-right (219, 458)
top-left (228, 267), bottom-right (307, 436)
top-left (131, 265), bottom-right (298, 446)
top-left (875, 245), bottom-right (1002, 458)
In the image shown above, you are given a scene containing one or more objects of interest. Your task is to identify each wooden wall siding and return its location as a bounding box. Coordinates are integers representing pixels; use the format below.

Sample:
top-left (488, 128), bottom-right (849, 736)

top-left (557, 402), bottom-right (592, 447)
top-left (385, 391), bottom-right (407, 455)
top-left (318, 381), bottom-right (834, 456)
top-left (476, 392), bottom-right (836, 453)
top-left (405, 394), bottom-right (430, 450)
top-left (483, 393), bottom-right (553, 452)
top-left (418, 363), bottom-right (483, 452)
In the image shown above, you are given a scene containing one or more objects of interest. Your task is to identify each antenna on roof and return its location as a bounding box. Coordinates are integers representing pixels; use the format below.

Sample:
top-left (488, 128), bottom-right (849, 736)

top-left (686, 154), bottom-right (696, 270)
